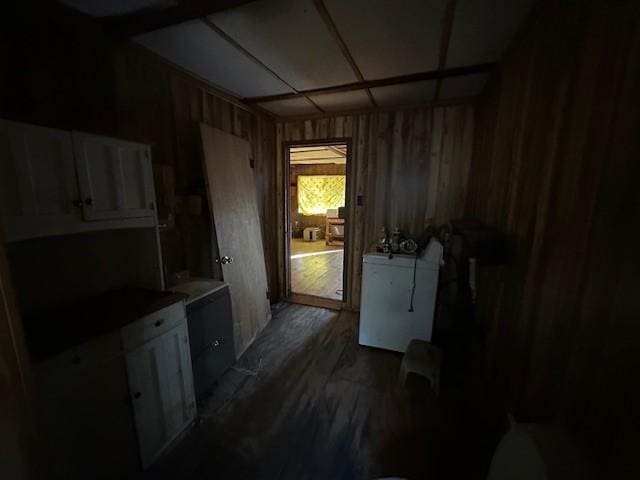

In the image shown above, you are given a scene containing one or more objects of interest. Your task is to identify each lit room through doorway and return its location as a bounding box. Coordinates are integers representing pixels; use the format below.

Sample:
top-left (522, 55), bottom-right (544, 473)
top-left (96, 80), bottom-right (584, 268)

top-left (288, 144), bottom-right (347, 301)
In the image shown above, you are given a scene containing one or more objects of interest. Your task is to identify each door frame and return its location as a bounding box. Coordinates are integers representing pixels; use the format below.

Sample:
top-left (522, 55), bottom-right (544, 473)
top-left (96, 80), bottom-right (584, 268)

top-left (282, 138), bottom-right (353, 309)
top-left (0, 223), bottom-right (40, 477)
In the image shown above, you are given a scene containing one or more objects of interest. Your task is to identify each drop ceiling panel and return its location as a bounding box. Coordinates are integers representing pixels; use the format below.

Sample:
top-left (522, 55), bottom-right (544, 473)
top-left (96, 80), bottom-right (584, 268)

top-left (309, 90), bottom-right (372, 112)
top-left (291, 146), bottom-right (346, 165)
top-left (209, 0), bottom-right (358, 90)
top-left (446, 0), bottom-right (534, 68)
top-left (439, 73), bottom-right (489, 99)
top-left (258, 97), bottom-right (319, 116)
top-left (371, 80), bottom-right (438, 107)
top-left (59, 0), bottom-right (175, 18)
top-left (135, 20), bottom-right (293, 98)
top-left (325, 0), bottom-right (447, 80)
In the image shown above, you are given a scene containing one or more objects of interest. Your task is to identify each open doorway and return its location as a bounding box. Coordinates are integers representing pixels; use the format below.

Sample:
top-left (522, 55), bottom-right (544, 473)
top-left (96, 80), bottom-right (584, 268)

top-left (286, 143), bottom-right (348, 303)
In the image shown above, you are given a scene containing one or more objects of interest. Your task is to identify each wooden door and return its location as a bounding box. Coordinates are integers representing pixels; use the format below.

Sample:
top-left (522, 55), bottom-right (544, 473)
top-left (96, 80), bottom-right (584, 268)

top-left (0, 119), bottom-right (81, 240)
top-left (73, 132), bottom-right (156, 221)
top-left (200, 124), bottom-right (271, 357)
top-left (125, 322), bottom-right (196, 469)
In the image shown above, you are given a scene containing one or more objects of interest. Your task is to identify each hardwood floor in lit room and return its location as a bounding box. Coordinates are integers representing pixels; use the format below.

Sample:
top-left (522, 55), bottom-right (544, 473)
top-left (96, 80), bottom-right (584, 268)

top-left (290, 239), bottom-right (343, 300)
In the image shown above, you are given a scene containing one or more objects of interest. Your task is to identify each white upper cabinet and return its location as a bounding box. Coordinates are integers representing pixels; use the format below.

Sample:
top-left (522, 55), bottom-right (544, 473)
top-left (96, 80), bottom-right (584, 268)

top-left (0, 120), bottom-right (82, 241)
top-left (73, 132), bottom-right (156, 221)
top-left (0, 119), bottom-right (157, 241)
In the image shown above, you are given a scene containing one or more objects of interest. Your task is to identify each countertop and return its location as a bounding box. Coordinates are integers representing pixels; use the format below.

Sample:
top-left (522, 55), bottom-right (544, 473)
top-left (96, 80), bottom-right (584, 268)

top-left (170, 278), bottom-right (228, 305)
top-left (25, 287), bottom-right (188, 361)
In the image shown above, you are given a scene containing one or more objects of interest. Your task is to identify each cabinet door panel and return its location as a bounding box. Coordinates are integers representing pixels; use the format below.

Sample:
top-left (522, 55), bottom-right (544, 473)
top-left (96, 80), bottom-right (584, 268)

top-left (121, 147), bottom-right (154, 211)
top-left (126, 322), bottom-right (196, 469)
top-left (126, 335), bottom-right (167, 468)
top-left (161, 323), bottom-right (196, 439)
top-left (74, 132), bottom-right (155, 221)
top-left (83, 140), bottom-right (122, 214)
top-left (0, 120), bottom-right (80, 240)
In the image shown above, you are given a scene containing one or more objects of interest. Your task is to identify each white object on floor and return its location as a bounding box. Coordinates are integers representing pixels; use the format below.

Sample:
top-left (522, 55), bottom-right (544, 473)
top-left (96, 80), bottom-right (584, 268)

top-left (359, 238), bottom-right (443, 352)
top-left (303, 226), bottom-right (322, 241)
top-left (488, 424), bottom-right (590, 479)
top-left (398, 339), bottom-right (441, 394)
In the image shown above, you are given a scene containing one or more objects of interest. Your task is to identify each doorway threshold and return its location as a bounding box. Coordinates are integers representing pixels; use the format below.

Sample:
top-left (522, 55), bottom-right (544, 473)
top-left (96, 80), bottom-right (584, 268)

top-left (288, 292), bottom-right (343, 310)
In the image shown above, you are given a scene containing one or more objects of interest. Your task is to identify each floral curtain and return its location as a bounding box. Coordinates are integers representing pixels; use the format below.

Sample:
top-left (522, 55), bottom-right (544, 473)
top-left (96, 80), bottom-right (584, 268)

top-left (297, 175), bottom-right (346, 216)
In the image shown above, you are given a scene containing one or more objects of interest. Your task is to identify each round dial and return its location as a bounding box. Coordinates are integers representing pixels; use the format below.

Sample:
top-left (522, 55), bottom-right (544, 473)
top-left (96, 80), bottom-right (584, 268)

top-left (400, 238), bottom-right (418, 254)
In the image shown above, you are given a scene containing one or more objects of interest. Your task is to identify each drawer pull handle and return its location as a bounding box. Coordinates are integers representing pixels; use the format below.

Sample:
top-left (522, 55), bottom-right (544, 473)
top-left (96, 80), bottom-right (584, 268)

top-left (154, 319), bottom-right (164, 327)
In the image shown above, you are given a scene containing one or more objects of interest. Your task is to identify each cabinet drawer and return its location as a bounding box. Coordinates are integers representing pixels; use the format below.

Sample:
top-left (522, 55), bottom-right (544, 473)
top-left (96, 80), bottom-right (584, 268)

top-left (37, 330), bottom-right (122, 381)
top-left (121, 301), bottom-right (186, 350)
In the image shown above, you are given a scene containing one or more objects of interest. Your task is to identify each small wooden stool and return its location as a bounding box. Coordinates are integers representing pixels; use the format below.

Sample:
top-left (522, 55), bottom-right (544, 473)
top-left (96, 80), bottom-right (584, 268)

top-left (398, 339), bottom-right (442, 394)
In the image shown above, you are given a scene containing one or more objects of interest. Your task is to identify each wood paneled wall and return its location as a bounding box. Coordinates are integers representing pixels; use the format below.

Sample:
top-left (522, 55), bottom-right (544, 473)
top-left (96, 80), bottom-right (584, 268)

top-left (277, 105), bottom-right (475, 308)
top-left (113, 44), bottom-right (278, 299)
top-left (466, 0), bottom-right (640, 475)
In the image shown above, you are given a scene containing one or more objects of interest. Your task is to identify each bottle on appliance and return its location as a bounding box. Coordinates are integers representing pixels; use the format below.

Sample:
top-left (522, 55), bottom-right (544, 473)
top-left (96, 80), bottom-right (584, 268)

top-left (378, 227), bottom-right (390, 253)
top-left (390, 227), bottom-right (402, 253)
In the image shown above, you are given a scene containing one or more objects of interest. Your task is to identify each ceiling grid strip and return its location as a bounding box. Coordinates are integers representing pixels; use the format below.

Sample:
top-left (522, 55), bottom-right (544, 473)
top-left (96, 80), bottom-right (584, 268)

top-left (202, 17), bottom-right (325, 113)
top-left (312, 0), bottom-right (377, 108)
top-left (243, 63), bottom-right (495, 104)
top-left (434, 0), bottom-right (458, 101)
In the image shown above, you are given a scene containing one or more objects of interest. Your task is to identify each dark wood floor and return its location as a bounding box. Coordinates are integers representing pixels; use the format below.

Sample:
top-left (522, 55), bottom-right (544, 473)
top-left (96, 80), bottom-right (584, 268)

top-left (146, 304), bottom-right (438, 480)
top-left (145, 303), bottom-right (499, 480)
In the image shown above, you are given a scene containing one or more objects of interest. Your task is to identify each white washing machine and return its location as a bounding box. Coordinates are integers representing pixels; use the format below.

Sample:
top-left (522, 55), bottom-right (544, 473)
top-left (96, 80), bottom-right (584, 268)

top-left (358, 238), bottom-right (443, 352)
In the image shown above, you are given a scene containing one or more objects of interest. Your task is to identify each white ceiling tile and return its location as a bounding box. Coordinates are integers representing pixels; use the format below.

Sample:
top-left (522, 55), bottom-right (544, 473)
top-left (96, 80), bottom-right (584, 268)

top-left (290, 146), bottom-right (346, 165)
top-left (325, 0), bottom-right (447, 80)
top-left (438, 73), bottom-right (489, 99)
top-left (446, 0), bottom-right (534, 68)
top-left (371, 80), bottom-right (438, 107)
top-left (209, 0), bottom-right (358, 90)
top-left (135, 20), bottom-right (293, 98)
top-left (310, 90), bottom-right (372, 112)
top-left (258, 97), bottom-right (320, 116)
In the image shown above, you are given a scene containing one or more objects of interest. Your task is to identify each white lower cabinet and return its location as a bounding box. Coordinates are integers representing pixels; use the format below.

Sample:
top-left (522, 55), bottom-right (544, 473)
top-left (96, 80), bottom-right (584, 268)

top-left (36, 332), bottom-right (140, 480)
top-left (124, 310), bottom-right (196, 469)
top-left (36, 302), bottom-right (196, 477)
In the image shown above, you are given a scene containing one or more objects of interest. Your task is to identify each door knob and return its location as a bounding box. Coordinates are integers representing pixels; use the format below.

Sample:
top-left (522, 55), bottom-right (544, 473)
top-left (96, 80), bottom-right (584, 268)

top-left (216, 255), bottom-right (233, 264)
